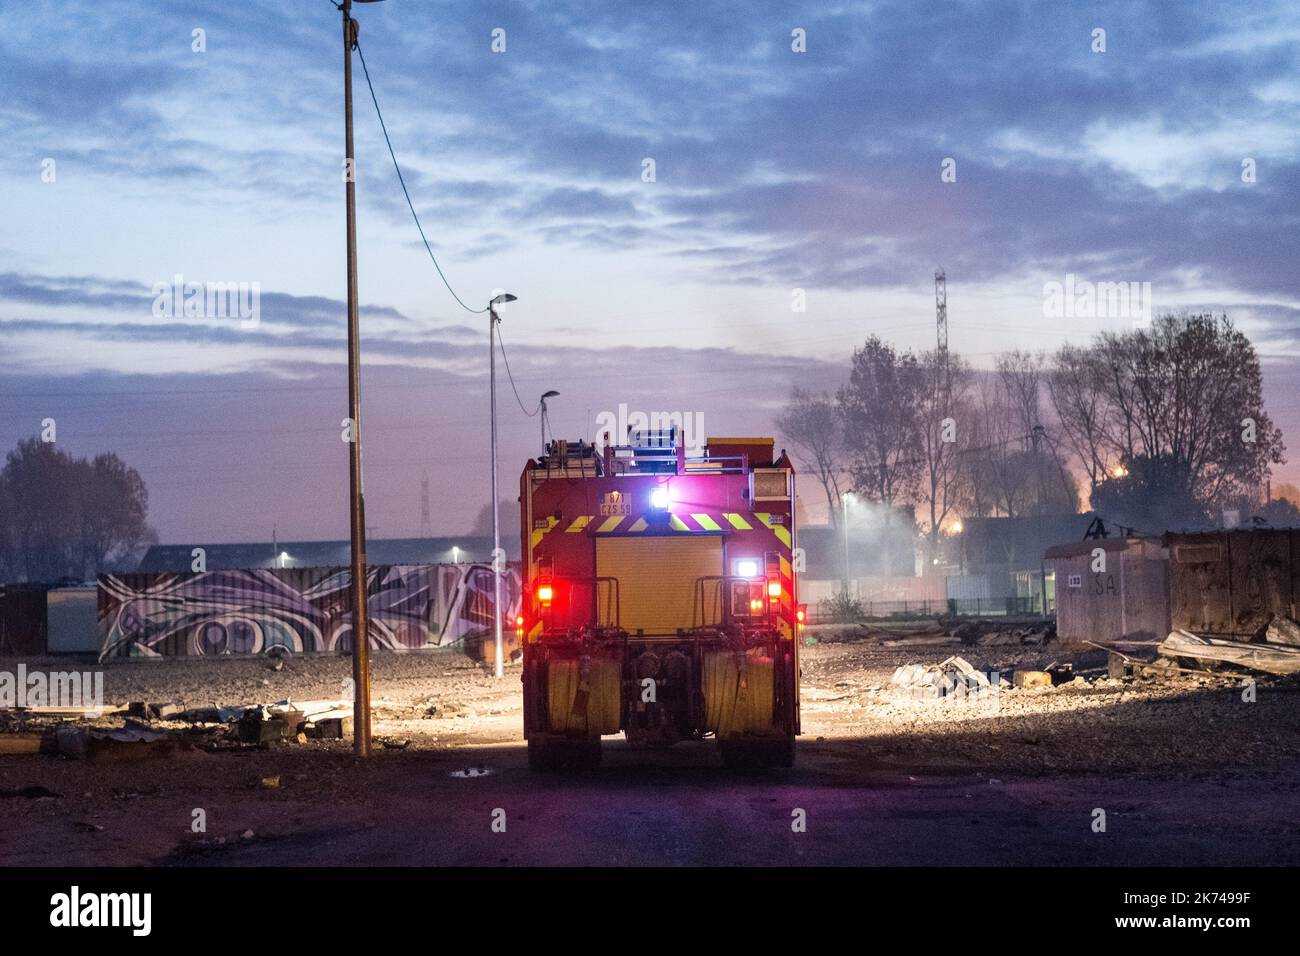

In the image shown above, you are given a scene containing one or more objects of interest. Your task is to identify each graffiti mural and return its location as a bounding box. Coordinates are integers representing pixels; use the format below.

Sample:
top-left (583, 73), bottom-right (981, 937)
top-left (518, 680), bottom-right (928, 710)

top-left (97, 564), bottom-right (521, 661)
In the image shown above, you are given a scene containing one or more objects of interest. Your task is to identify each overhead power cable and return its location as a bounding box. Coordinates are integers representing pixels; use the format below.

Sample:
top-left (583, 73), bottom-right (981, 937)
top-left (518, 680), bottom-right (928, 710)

top-left (496, 328), bottom-right (539, 417)
top-left (354, 38), bottom-right (487, 315)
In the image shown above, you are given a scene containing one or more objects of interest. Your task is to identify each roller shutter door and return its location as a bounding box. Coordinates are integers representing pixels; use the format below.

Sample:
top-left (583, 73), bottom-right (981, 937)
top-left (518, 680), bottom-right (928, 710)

top-left (596, 535), bottom-right (723, 634)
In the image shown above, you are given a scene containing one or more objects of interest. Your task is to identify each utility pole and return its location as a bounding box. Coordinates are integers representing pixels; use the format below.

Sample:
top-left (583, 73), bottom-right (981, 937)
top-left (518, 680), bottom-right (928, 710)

top-left (340, 0), bottom-right (379, 756)
top-left (488, 292), bottom-right (517, 679)
top-left (490, 302), bottom-right (501, 678)
top-left (842, 493), bottom-right (851, 594)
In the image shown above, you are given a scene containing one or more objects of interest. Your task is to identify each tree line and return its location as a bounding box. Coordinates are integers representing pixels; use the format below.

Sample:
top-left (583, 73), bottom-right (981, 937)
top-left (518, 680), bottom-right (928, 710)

top-left (777, 312), bottom-right (1293, 571)
top-left (0, 438), bottom-right (156, 584)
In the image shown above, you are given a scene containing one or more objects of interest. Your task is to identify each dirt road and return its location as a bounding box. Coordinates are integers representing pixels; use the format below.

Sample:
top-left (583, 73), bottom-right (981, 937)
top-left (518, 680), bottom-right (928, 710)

top-left (3, 637), bottom-right (1298, 866)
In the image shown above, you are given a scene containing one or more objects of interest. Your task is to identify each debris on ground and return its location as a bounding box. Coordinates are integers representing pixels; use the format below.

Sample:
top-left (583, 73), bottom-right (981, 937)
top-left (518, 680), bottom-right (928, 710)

top-left (1264, 615), bottom-right (1300, 647)
top-left (126, 702), bottom-right (181, 721)
top-left (974, 621), bottom-right (1055, 647)
top-left (0, 734), bottom-right (50, 755)
top-left (54, 725), bottom-right (185, 763)
top-left (881, 632), bottom-right (955, 647)
top-left (0, 692), bottom-right (361, 759)
top-left (890, 656), bottom-right (999, 696)
top-left (237, 710), bottom-right (292, 745)
top-left (0, 704), bottom-right (121, 719)
top-left (177, 705), bottom-right (245, 724)
top-left (1044, 662), bottom-right (1076, 685)
top-left (1012, 670), bottom-right (1053, 689)
top-left (1158, 629), bottom-right (1300, 677)
top-left (815, 617), bottom-right (1058, 649)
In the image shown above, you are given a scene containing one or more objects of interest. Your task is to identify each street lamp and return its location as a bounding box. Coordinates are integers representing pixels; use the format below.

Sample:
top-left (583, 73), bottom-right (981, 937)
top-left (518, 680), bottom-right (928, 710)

top-left (841, 492), bottom-right (854, 594)
top-left (539, 390), bottom-right (560, 453)
top-left (452, 545), bottom-right (460, 565)
top-left (339, 0), bottom-right (385, 756)
top-left (488, 292), bottom-right (516, 679)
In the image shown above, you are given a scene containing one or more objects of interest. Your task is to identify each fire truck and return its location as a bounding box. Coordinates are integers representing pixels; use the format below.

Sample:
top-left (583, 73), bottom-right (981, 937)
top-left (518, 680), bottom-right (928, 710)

top-left (517, 431), bottom-right (802, 769)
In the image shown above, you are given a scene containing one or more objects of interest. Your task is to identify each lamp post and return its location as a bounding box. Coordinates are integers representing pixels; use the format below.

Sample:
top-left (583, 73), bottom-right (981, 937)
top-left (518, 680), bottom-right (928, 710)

top-left (539, 389), bottom-right (560, 453)
top-left (339, 0), bottom-right (384, 756)
top-left (489, 292), bottom-right (516, 679)
top-left (841, 492), bottom-right (853, 595)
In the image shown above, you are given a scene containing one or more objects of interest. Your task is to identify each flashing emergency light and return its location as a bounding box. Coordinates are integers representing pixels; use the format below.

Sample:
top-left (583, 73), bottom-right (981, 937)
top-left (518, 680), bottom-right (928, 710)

top-left (749, 598), bottom-right (762, 612)
top-left (767, 580), bottom-right (782, 598)
top-left (537, 585), bottom-right (554, 606)
top-left (796, 606), bottom-right (807, 624)
top-left (515, 615), bottom-right (524, 639)
top-left (650, 486), bottom-right (670, 509)
top-left (736, 559), bottom-right (759, 578)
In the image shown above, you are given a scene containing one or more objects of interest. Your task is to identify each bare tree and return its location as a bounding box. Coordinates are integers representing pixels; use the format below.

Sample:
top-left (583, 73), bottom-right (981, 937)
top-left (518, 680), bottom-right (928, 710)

top-left (1083, 313), bottom-right (1284, 512)
top-left (838, 337), bottom-right (924, 507)
top-left (1046, 343), bottom-right (1112, 494)
top-left (967, 370), bottom-right (1026, 517)
top-left (966, 363), bottom-right (1078, 519)
top-left (775, 387), bottom-right (847, 529)
top-left (0, 439), bottom-right (155, 582)
top-left (998, 350), bottom-right (1081, 513)
top-left (917, 349), bottom-right (971, 571)
top-left (79, 453), bottom-right (154, 573)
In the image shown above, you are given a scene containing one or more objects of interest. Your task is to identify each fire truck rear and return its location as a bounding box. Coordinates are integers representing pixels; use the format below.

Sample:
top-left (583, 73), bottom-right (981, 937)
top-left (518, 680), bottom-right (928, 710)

top-left (518, 432), bottom-right (802, 769)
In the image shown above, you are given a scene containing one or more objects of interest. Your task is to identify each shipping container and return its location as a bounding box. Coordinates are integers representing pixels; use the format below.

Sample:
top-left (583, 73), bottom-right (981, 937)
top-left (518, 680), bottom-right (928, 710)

top-left (47, 585), bottom-right (99, 654)
top-left (1046, 537), bottom-right (1169, 644)
top-left (97, 563), bottom-right (521, 660)
top-left (1167, 530), bottom-right (1300, 638)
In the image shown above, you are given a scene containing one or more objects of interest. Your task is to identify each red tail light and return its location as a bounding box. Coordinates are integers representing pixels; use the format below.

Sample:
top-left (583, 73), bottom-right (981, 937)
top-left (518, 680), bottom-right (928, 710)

top-left (767, 580), bottom-right (782, 598)
top-left (537, 585), bottom-right (553, 606)
top-left (796, 605), bottom-right (806, 624)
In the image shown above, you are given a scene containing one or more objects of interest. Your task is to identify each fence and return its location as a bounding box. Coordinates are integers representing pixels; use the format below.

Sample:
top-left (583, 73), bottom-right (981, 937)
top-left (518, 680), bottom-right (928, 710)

top-left (809, 595), bottom-right (1046, 624)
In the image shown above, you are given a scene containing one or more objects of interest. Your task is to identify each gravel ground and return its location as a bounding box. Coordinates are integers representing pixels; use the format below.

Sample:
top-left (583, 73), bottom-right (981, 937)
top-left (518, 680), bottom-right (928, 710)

top-left (799, 634), bottom-right (1300, 774)
top-left (2, 633), bottom-right (1298, 866)
top-left (5, 631), bottom-right (1295, 768)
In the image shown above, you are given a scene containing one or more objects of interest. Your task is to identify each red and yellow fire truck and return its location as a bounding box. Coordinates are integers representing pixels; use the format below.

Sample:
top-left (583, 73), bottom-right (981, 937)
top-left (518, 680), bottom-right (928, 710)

top-left (517, 431), bottom-right (801, 769)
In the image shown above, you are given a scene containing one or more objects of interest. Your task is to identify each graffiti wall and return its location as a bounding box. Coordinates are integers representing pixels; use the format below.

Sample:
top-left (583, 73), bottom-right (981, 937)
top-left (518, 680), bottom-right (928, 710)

top-left (97, 564), bottom-right (522, 660)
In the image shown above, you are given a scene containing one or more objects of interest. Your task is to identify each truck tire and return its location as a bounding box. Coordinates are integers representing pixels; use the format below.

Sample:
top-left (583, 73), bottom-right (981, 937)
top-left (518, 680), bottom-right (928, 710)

top-left (719, 734), bottom-right (796, 769)
top-left (527, 736), bottom-right (602, 771)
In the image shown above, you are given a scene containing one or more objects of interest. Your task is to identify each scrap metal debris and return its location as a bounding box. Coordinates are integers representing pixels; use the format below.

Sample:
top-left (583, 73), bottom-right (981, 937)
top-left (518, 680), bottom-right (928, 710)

top-left (1158, 629), bottom-right (1300, 677)
top-left (890, 656), bottom-right (1003, 697)
top-left (1264, 615), bottom-right (1300, 647)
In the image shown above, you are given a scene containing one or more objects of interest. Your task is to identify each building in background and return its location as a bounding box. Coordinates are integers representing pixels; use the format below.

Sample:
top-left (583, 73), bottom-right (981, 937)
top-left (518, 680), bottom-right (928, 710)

top-left (136, 535), bottom-right (517, 573)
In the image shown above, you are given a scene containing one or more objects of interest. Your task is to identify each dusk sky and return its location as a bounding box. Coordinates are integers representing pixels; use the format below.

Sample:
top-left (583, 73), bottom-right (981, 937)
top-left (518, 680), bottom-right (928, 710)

top-left (1, 0), bottom-right (1297, 544)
